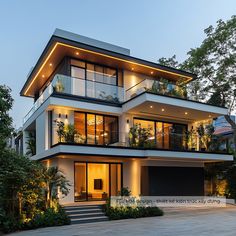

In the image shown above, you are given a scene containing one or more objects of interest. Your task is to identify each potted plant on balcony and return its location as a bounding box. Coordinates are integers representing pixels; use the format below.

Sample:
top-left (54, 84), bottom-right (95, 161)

top-left (197, 124), bottom-right (215, 151)
top-left (129, 124), bottom-right (154, 148)
top-left (64, 124), bottom-right (78, 143)
top-left (184, 129), bottom-right (197, 151)
top-left (53, 76), bottom-right (65, 93)
top-left (159, 78), bottom-right (169, 95)
top-left (54, 119), bottom-right (65, 142)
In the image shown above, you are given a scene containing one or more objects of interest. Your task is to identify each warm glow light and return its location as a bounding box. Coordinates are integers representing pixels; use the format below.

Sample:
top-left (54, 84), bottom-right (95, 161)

top-left (76, 52), bottom-right (79, 55)
top-left (49, 63), bottom-right (52, 66)
top-left (150, 105), bottom-right (153, 108)
top-left (185, 112), bottom-right (188, 115)
top-left (209, 115), bottom-right (212, 118)
top-left (24, 42), bottom-right (193, 96)
top-left (131, 67), bottom-right (134, 71)
top-left (151, 71), bottom-right (154, 74)
top-left (161, 108), bottom-right (165, 112)
top-left (42, 75), bottom-right (45, 78)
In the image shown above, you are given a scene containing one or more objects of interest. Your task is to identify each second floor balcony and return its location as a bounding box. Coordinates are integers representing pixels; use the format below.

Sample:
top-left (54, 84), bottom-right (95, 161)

top-left (23, 74), bottom-right (227, 124)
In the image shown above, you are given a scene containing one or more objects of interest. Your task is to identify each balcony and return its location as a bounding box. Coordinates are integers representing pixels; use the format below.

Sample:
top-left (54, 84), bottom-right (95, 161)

top-left (23, 75), bottom-right (227, 124)
top-left (51, 125), bottom-right (229, 155)
top-left (23, 74), bottom-right (124, 123)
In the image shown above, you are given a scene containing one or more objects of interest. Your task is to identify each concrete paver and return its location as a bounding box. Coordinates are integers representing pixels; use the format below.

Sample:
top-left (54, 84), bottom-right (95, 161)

top-left (10, 205), bottom-right (236, 236)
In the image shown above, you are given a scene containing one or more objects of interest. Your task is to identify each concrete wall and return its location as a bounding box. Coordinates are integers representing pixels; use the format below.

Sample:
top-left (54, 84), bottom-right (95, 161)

top-left (36, 111), bottom-right (46, 155)
top-left (53, 156), bottom-right (204, 204)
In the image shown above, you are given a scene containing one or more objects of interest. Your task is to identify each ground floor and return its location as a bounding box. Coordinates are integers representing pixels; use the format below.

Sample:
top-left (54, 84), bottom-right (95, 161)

top-left (11, 205), bottom-right (236, 236)
top-left (43, 155), bottom-right (209, 204)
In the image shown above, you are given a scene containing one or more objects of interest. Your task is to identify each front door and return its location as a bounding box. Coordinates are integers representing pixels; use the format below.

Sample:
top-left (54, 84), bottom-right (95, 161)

top-left (74, 162), bottom-right (122, 201)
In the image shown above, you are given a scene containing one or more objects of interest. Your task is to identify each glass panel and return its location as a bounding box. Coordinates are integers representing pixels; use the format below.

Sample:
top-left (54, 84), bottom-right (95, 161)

top-left (87, 114), bottom-right (96, 144)
top-left (156, 122), bottom-right (163, 148)
top-left (163, 123), bottom-right (173, 149)
top-left (110, 164), bottom-right (122, 196)
top-left (104, 116), bottom-right (118, 144)
top-left (104, 68), bottom-right (117, 85)
top-left (96, 115), bottom-right (104, 145)
top-left (87, 64), bottom-right (95, 81)
top-left (74, 163), bottom-right (87, 201)
top-left (95, 65), bottom-right (104, 83)
top-left (74, 112), bottom-right (86, 143)
top-left (134, 119), bottom-right (155, 140)
top-left (71, 66), bottom-right (85, 80)
top-left (87, 163), bottom-right (109, 200)
top-left (170, 124), bottom-right (186, 150)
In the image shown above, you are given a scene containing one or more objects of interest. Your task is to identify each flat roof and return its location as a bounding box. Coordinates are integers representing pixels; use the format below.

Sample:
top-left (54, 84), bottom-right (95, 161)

top-left (20, 29), bottom-right (197, 97)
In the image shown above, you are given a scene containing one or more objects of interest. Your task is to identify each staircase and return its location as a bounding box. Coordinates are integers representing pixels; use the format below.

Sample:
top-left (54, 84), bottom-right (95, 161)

top-left (64, 204), bottom-right (109, 224)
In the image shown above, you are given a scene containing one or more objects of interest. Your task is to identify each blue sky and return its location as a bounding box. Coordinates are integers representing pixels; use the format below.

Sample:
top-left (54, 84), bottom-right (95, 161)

top-left (0, 0), bottom-right (235, 128)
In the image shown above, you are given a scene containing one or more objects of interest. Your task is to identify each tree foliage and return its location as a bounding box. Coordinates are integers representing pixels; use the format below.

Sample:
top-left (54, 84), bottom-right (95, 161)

top-left (0, 85), bottom-right (14, 150)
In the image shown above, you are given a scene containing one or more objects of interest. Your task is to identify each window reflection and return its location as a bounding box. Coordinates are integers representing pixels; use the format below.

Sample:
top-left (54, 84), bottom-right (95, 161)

top-left (74, 112), bottom-right (118, 145)
top-left (134, 118), bottom-right (186, 150)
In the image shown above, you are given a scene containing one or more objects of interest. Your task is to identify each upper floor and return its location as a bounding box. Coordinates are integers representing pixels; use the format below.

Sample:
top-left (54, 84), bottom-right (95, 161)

top-left (20, 29), bottom-right (233, 162)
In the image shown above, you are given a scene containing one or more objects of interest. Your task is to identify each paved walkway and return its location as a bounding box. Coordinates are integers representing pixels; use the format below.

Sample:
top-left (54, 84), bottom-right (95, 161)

top-left (10, 205), bottom-right (236, 236)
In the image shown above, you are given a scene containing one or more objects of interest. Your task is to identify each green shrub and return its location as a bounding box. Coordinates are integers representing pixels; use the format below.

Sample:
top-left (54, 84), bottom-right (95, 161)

top-left (22, 207), bottom-right (70, 230)
top-left (0, 206), bottom-right (70, 233)
top-left (104, 206), bottom-right (163, 220)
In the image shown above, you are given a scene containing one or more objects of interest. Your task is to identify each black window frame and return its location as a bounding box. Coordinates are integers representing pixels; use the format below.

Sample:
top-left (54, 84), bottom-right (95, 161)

top-left (74, 111), bottom-right (119, 146)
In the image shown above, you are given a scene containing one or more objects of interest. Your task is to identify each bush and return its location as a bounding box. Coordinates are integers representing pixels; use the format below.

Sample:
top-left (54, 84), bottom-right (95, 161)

top-left (104, 206), bottom-right (163, 220)
top-left (0, 206), bottom-right (70, 234)
top-left (22, 207), bottom-right (70, 230)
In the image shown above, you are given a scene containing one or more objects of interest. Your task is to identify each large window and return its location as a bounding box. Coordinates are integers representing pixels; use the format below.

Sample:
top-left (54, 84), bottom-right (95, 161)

top-left (71, 59), bottom-right (117, 86)
top-left (74, 112), bottom-right (118, 145)
top-left (134, 118), bottom-right (186, 150)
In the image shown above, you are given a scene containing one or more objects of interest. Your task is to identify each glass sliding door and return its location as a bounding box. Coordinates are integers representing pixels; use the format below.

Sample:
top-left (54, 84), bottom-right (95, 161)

top-left (110, 164), bottom-right (122, 196)
top-left (134, 118), bottom-right (187, 150)
top-left (87, 114), bottom-right (96, 144)
top-left (74, 162), bottom-right (122, 201)
top-left (74, 112), bottom-right (118, 146)
top-left (74, 163), bottom-right (87, 201)
top-left (87, 163), bottom-right (109, 200)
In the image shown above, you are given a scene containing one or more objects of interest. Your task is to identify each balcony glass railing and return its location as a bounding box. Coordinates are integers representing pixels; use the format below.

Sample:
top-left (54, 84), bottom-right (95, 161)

top-left (125, 79), bottom-right (194, 101)
top-left (52, 131), bottom-right (227, 154)
top-left (23, 74), bottom-right (124, 123)
top-left (52, 74), bottom-right (124, 103)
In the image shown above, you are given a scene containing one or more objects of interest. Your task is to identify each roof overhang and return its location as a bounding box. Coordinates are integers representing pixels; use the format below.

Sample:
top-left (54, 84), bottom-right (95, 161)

top-left (20, 31), bottom-right (197, 98)
top-left (122, 92), bottom-right (228, 122)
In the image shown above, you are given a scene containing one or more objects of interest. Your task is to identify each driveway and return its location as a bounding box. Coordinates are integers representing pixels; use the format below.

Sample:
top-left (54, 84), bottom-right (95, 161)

top-left (11, 205), bottom-right (236, 236)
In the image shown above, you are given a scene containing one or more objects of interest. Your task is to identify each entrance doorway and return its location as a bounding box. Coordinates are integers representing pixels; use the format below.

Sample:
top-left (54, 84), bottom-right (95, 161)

top-left (74, 162), bottom-right (122, 201)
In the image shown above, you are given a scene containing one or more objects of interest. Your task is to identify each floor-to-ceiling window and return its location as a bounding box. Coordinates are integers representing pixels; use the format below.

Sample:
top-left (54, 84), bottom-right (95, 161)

top-left (134, 118), bottom-right (187, 150)
top-left (74, 112), bottom-right (118, 145)
top-left (74, 162), bottom-right (122, 201)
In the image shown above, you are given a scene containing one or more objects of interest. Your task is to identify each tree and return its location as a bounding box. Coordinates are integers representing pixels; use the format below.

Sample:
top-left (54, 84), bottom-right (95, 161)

top-left (0, 85), bottom-right (14, 150)
top-left (42, 167), bottom-right (70, 208)
top-left (183, 16), bottom-right (236, 151)
top-left (158, 16), bottom-right (236, 153)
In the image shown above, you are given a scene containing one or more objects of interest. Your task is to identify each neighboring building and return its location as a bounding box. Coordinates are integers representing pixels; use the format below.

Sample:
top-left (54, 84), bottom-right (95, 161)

top-left (20, 29), bottom-right (233, 204)
top-left (7, 128), bottom-right (23, 155)
top-left (214, 116), bottom-right (235, 151)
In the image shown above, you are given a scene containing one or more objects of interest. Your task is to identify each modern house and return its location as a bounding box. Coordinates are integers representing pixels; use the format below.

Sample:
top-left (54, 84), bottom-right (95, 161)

top-left (20, 29), bottom-right (233, 204)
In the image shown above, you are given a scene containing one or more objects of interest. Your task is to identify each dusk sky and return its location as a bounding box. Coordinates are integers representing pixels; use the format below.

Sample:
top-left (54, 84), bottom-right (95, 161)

top-left (0, 0), bottom-right (235, 128)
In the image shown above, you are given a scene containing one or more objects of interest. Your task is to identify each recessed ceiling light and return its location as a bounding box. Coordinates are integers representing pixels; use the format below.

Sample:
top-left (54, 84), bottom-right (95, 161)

top-left (150, 105), bottom-right (153, 108)
top-left (161, 108), bottom-right (165, 112)
top-left (185, 112), bottom-right (188, 115)
top-left (76, 52), bottom-right (79, 55)
top-left (49, 63), bottom-right (52, 66)
top-left (151, 71), bottom-right (154, 74)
